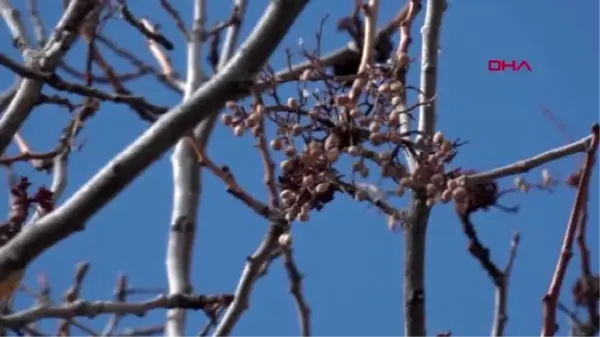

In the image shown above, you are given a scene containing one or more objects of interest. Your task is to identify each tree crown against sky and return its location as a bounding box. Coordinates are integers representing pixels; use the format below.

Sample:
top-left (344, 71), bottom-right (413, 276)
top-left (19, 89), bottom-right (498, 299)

top-left (0, 0), bottom-right (598, 336)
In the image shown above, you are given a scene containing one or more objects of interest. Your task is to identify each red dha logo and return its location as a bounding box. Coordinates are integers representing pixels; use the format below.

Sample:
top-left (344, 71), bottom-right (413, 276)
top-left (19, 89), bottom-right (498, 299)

top-left (488, 60), bottom-right (532, 72)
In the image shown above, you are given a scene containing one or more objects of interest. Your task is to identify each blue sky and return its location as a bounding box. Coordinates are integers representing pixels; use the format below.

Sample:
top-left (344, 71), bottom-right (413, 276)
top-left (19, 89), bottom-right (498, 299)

top-left (0, 0), bottom-right (598, 335)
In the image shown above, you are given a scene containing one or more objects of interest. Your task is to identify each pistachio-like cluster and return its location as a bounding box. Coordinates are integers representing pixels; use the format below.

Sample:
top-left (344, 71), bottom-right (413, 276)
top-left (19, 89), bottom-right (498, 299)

top-left (218, 63), bottom-right (462, 224)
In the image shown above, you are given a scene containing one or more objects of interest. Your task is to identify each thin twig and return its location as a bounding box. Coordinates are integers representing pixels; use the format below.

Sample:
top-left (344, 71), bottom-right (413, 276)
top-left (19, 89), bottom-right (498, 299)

top-left (348, 0), bottom-right (379, 101)
top-left (116, 0), bottom-right (174, 50)
top-left (491, 232), bottom-right (520, 337)
top-left (460, 131), bottom-right (596, 187)
top-left (281, 247), bottom-right (311, 336)
top-left (0, 293), bottom-right (233, 327)
top-left (101, 273), bottom-right (128, 336)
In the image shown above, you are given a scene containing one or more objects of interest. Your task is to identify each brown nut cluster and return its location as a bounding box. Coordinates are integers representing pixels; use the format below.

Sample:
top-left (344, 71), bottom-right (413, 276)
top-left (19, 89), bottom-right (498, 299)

top-left (218, 61), bottom-right (460, 224)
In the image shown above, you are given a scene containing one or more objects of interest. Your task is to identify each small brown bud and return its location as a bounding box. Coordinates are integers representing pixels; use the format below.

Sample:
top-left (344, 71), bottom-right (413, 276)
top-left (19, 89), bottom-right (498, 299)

top-left (433, 131), bottom-right (444, 144)
top-left (245, 114), bottom-right (259, 128)
top-left (452, 186), bottom-right (467, 201)
top-left (431, 173), bottom-right (445, 186)
top-left (441, 189), bottom-right (452, 203)
top-left (285, 146), bottom-right (296, 158)
top-left (389, 81), bottom-right (403, 93)
top-left (255, 104), bottom-right (265, 117)
top-left (447, 179), bottom-right (458, 190)
top-left (302, 175), bottom-right (315, 186)
top-left (270, 138), bottom-right (282, 151)
top-left (347, 145), bottom-right (361, 157)
top-left (280, 189), bottom-right (295, 200)
top-left (378, 83), bottom-right (390, 93)
top-left (315, 182), bottom-right (330, 194)
top-left (426, 183), bottom-right (438, 196)
top-left (221, 114), bottom-right (233, 126)
top-left (280, 159), bottom-right (293, 172)
top-left (282, 197), bottom-right (294, 208)
top-left (291, 123), bottom-right (302, 136)
top-left (278, 233), bottom-right (292, 247)
top-left (233, 125), bottom-right (245, 136)
top-left (297, 211), bottom-right (310, 222)
top-left (287, 97), bottom-right (299, 110)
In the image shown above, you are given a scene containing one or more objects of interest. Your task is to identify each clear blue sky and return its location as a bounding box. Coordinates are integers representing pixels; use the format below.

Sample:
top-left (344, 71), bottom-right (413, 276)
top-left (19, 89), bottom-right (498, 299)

top-left (0, 0), bottom-right (598, 335)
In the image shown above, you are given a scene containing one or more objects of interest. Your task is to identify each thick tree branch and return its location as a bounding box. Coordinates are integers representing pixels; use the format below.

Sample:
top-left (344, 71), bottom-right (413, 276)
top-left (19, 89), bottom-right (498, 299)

top-left (165, 0), bottom-right (206, 335)
top-left (0, 0), bottom-right (33, 54)
top-left (165, 1), bottom-right (247, 334)
top-left (415, 0), bottom-right (445, 144)
top-left (404, 1), bottom-right (446, 336)
top-left (403, 194), bottom-right (431, 337)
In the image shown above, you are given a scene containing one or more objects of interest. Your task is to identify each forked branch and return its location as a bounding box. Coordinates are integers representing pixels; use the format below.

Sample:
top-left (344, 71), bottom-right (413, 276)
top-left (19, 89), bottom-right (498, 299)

top-left (541, 124), bottom-right (599, 336)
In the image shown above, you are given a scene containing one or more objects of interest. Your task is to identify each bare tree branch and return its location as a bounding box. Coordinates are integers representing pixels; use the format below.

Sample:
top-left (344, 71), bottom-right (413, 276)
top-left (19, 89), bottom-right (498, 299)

top-left (212, 224), bottom-right (284, 337)
top-left (541, 124), bottom-right (599, 336)
top-left (0, 0), bottom-right (308, 298)
top-left (491, 232), bottom-right (520, 337)
top-left (282, 246), bottom-right (311, 336)
top-left (404, 1), bottom-right (446, 336)
top-left (459, 132), bottom-right (595, 187)
top-left (0, 293), bottom-right (233, 327)
top-left (0, 0), bottom-right (98, 155)
top-left (165, 0), bottom-right (206, 335)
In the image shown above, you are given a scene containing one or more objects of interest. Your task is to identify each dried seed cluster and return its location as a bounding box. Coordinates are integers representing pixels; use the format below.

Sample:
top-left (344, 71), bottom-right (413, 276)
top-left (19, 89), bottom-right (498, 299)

top-left (218, 61), bottom-right (464, 224)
